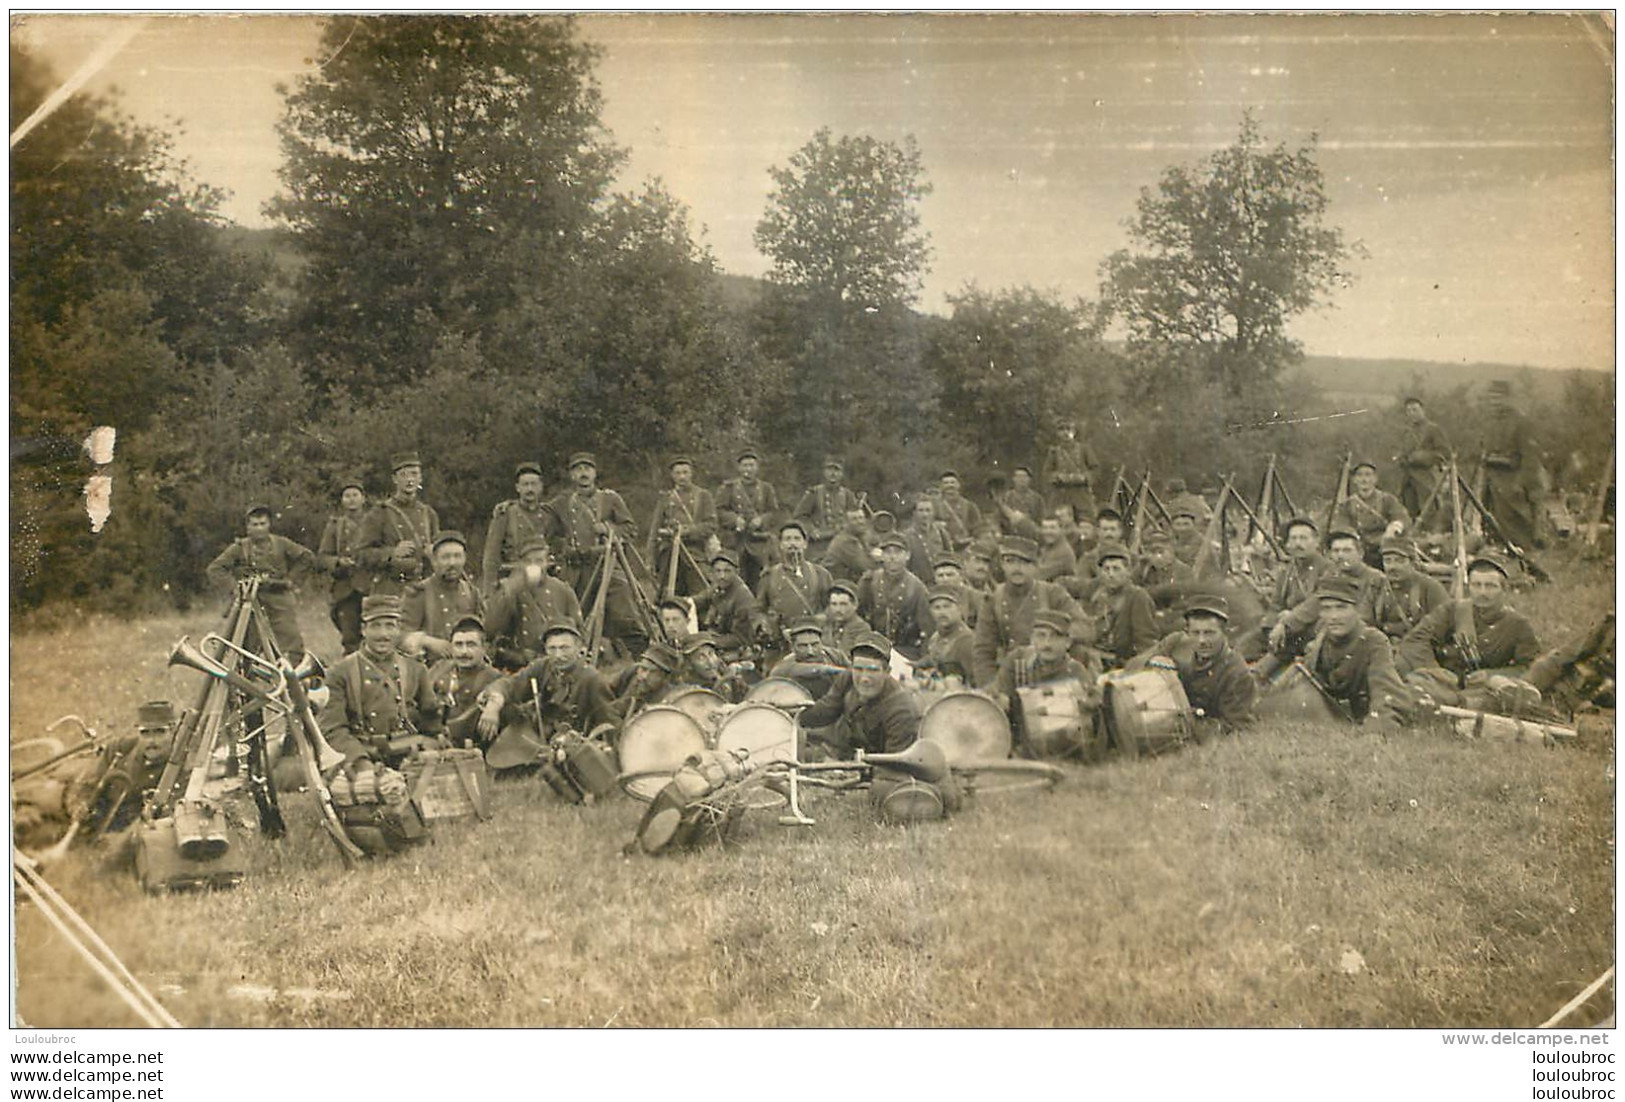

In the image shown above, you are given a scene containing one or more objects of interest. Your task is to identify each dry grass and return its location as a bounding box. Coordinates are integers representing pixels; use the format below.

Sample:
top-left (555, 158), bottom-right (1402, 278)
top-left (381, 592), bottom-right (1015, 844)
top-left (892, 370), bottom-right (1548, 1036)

top-left (10, 556), bottom-right (1615, 1029)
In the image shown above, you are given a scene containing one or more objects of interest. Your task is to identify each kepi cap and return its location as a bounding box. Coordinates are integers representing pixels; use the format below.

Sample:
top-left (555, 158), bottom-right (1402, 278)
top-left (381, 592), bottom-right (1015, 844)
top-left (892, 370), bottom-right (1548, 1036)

top-left (431, 530), bottom-right (467, 552)
top-left (390, 451), bottom-right (421, 472)
top-left (361, 595), bottom-right (403, 623)
top-left (1000, 536), bottom-right (1039, 562)
top-left (1183, 594), bottom-right (1230, 622)
top-left (567, 451), bottom-right (597, 470)
top-left (1031, 609), bottom-right (1071, 636)
top-left (850, 631), bottom-right (893, 660)
top-left (1313, 574), bottom-right (1363, 605)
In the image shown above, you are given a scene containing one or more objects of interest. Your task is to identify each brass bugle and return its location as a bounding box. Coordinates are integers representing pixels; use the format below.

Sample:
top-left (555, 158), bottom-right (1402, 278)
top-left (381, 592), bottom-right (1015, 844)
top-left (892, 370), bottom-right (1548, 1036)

top-left (168, 636), bottom-right (289, 710)
top-left (859, 739), bottom-right (949, 784)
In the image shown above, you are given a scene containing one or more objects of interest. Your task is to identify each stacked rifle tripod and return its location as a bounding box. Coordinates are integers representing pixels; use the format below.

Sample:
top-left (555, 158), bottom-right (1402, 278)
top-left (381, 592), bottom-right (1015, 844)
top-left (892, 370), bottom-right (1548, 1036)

top-left (134, 577), bottom-right (361, 890)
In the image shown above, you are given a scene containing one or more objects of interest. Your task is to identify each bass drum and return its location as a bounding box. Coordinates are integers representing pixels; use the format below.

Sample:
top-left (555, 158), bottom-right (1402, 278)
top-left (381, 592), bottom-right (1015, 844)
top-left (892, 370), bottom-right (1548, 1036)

top-left (618, 706), bottom-right (708, 802)
top-left (660, 686), bottom-right (729, 742)
top-left (1256, 662), bottom-right (1343, 724)
top-left (1015, 678), bottom-right (1102, 760)
top-left (716, 703), bottom-right (799, 768)
top-left (1102, 669), bottom-right (1194, 757)
top-left (743, 677), bottom-right (816, 709)
top-left (918, 691), bottom-right (1013, 765)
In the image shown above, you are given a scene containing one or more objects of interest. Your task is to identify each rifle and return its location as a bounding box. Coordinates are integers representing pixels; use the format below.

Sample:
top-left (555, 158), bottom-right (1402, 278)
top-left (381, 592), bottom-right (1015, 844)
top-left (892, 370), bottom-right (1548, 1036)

top-left (665, 523), bottom-right (683, 598)
top-left (1455, 470), bottom-right (1551, 583)
top-left (1223, 475), bottom-right (1288, 562)
top-left (1322, 451), bottom-right (1352, 535)
top-left (1447, 453), bottom-right (1482, 673)
top-left (1128, 472), bottom-right (1153, 555)
top-left (1250, 455), bottom-right (1277, 545)
top-left (1191, 481), bottom-right (1233, 579)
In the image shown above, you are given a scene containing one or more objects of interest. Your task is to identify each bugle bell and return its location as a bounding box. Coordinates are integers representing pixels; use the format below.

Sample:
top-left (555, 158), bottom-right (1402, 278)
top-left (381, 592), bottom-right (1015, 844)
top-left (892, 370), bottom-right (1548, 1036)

top-left (167, 636), bottom-right (288, 709)
top-left (860, 739), bottom-right (949, 784)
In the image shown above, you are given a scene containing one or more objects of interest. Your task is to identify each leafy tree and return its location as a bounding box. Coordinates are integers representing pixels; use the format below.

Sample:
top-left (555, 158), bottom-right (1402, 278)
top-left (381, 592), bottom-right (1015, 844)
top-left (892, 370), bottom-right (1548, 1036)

top-left (1100, 112), bottom-right (1359, 394)
top-left (750, 129), bottom-right (935, 483)
top-left (11, 45), bottom-right (270, 613)
top-left (755, 127), bottom-right (933, 311)
top-left (272, 14), bottom-right (623, 395)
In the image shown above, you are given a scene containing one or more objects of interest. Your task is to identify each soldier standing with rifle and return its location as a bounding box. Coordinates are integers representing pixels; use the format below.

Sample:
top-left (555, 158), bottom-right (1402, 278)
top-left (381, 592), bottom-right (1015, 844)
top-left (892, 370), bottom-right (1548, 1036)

top-left (206, 504), bottom-right (316, 661)
top-left (1395, 397), bottom-right (1449, 523)
top-left (717, 449), bottom-right (780, 591)
top-left (1479, 379), bottom-right (1546, 551)
top-left (550, 452), bottom-right (645, 659)
top-left (316, 476), bottom-right (369, 655)
top-left (356, 452), bottom-right (440, 600)
top-left (648, 456), bottom-right (719, 599)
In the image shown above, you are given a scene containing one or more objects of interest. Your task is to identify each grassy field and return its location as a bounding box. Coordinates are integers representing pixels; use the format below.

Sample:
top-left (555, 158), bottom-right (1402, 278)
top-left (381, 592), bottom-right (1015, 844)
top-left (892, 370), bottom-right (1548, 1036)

top-left (10, 553), bottom-right (1615, 1028)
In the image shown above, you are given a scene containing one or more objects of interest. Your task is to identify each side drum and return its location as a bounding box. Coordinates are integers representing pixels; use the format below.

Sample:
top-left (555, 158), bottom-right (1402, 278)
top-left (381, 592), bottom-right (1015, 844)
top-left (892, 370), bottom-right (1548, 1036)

top-left (1102, 669), bottom-right (1194, 757)
top-left (660, 686), bottom-right (729, 742)
top-left (743, 677), bottom-right (816, 709)
top-left (918, 691), bottom-right (1013, 765)
top-left (1015, 678), bottom-right (1103, 760)
top-left (618, 706), bottom-right (709, 801)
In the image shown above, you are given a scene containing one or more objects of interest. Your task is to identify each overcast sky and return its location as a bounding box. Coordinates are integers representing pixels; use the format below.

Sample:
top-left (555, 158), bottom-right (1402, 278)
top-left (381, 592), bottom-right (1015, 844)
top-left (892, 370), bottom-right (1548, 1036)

top-left (13, 12), bottom-right (1615, 371)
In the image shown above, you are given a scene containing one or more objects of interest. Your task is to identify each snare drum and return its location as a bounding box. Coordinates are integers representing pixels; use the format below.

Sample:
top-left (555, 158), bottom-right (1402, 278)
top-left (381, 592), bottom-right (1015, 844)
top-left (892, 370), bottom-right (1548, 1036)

top-left (618, 706), bottom-right (708, 801)
top-left (1256, 662), bottom-right (1344, 724)
top-left (660, 686), bottom-right (729, 741)
top-left (1102, 669), bottom-right (1194, 757)
top-left (716, 703), bottom-right (799, 768)
top-left (1015, 678), bottom-right (1102, 760)
top-left (743, 677), bottom-right (816, 709)
top-left (918, 691), bottom-right (1013, 765)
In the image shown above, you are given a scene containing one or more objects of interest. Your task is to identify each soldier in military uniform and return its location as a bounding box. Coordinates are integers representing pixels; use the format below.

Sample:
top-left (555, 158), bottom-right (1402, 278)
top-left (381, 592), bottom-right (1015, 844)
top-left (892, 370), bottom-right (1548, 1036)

top-left (1399, 552), bottom-right (1543, 705)
top-left (904, 497), bottom-right (954, 580)
top-left (770, 617), bottom-right (849, 701)
top-left (316, 476), bottom-right (369, 654)
top-left (356, 452), bottom-right (440, 600)
top-left (795, 457), bottom-right (860, 560)
top-left (1255, 517), bottom-right (1334, 665)
top-left (1044, 420), bottom-right (1098, 519)
top-left (962, 536), bottom-right (1000, 596)
top-left (477, 621), bottom-right (619, 742)
top-left (206, 504), bottom-right (316, 660)
top-left (1074, 508), bottom-right (1128, 595)
top-left (989, 609), bottom-right (1099, 755)
top-left (648, 456), bottom-right (719, 598)
top-left (800, 631), bottom-right (922, 757)
top-left (1368, 533), bottom-right (1448, 645)
top-left (427, 616), bottom-right (505, 747)
top-left (401, 531), bottom-right (485, 663)
top-left (971, 535), bottom-right (1082, 687)
top-left (1168, 505), bottom-right (1213, 572)
top-left (1085, 543), bottom-right (1159, 670)
top-left (1129, 594), bottom-right (1258, 737)
top-left (694, 549), bottom-right (758, 663)
top-left (1396, 397), bottom-right (1449, 522)
top-left (916, 585), bottom-right (976, 686)
top-left (821, 506), bottom-right (875, 583)
top-left (657, 595), bottom-right (696, 649)
top-left (614, 642), bottom-right (683, 721)
top-left (1301, 574), bottom-right (1409, 729)
top-left (1479, 379), bottom-right (1545, 551)
top-left (824, 581), bottom-right (872, 656)
top-left (856, 532), bottom-right (933, 661)
top-left (320, 594), bottom-right (444, 769)
top-left (754, 521), bottom-right (834, 648)
top-left (1323, 528), bottom-right (1386, 613)
top-left (550, 452), bottom-right (646, 657)
top-left (1136, 527), bottom-right (1197, 635)
top-left (1528, 613), bottom-right (1615, 717)
top-left (717, 449), bottom-right (780, 591)
top-left (1332, 461), bottom-right (1410, 568)
top-left (999, 465), bottom-right (1047, 534)
top-left (931, 555), bottom-right (983, 629)
top-left (483, 539), bottom-right (584, 669)
top-left (1037, 514), bottom-right (1078, 583)
top-left (932, 471), bottom-right (985, 550)
top-left (482, 461), bottom-right (559, 594)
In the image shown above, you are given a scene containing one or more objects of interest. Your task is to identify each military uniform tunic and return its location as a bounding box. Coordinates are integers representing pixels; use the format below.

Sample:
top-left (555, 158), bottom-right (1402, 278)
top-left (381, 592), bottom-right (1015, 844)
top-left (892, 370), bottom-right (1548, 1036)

top-left (920, 621), bottom-right (976, 683)
top-left (1399, 602), bottom-right (1542, 679)
top-left (648, 485), bottom-right (720, 581)
top-left (484, 575), bottom-right (585, 668)
top-left (427, 658), bottom-right (505, 746)
top-left (482, 499), bottom-right (560, 592)
top-left (695, 574), bottom-right (759, 657)
top-left (1086, 583), bottom-right (1159, 668)
top-left (971, 579), bottom-right (1081, 687)
top-left (795, 483), bottom-right (861, 554)
top-left (1332, 490), bottom-right (1410, 561)
top-left (205, 533), bottom-right (316, 657)
top-left (931, 491), bottom-right (985, 550)
top-left (1399, 417), bottom-right (1450, 518)
top-left (402, 574), bottom-right (485, 645)
top-left (1304, 626), bottom-right (1408, 725)
top-left (317, 510), bottom-right (369, 652)
top-left (356, 495), bottom-right (441, 597)
top-left (1137, 632), bottom-right (1259, 733)
top-left (821, 531), bottom-right (875, 583)
top-left (495, 656), bottom-right (618, 737)
top-left (755, 560), bottom-right (834, 641)
top-left (801, 673), bottom-right (921, 756)
top-left (717, 478), bottom-right (781, 582)
top-left (1480, 407), bottom-right (1544, 549)
top-left (321, 649), bottom-right (442, 766)
top-left (1367, 573), bottom-right (1449, 644)
top-left (825, 613), bottom-right (874, 657)
top-left (855, 567), bottom-right (933, 660)
top-left (1038, 538), bottom-right (1078, 584)
top-left (769, 647), bottom-right (849, 701)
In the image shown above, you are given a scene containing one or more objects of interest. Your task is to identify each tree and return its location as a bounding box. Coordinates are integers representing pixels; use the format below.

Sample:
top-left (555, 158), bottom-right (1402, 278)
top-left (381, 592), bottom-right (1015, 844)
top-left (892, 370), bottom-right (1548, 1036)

top-left (750, 129), bottom-right (935, 481)
top-left (1100, 112), bottom-right (1359, 394)
top-left (272, 15), bottom-right (623, 395)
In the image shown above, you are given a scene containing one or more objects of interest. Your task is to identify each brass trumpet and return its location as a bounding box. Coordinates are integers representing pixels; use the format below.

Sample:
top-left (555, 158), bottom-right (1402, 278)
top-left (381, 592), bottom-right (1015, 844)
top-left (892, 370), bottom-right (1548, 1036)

top-left (168, 638), bottom-right (343, 772)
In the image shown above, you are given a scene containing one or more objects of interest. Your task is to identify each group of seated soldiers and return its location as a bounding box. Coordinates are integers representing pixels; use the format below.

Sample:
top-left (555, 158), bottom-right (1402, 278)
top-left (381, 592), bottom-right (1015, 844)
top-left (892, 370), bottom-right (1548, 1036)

top-left (205, 447), bottom-right (1609, 779)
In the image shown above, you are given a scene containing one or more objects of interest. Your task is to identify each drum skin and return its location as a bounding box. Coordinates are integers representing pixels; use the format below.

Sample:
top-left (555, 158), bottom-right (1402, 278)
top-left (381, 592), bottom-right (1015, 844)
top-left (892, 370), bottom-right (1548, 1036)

top-left (661, 686), bottom-right (729, 740)
top-left (1256, 663), bottom-right (1344, 724)
top-left (1103, 669), bottom-right (1194, 757)
top-left (743, 677), bottom-right (816, 709)
top-left (918, 691), bottom-right (1013, 764)
top-left (618, 706), bottom-right (708, 800)
top-left (716, 703), bottom-right (799, 768)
